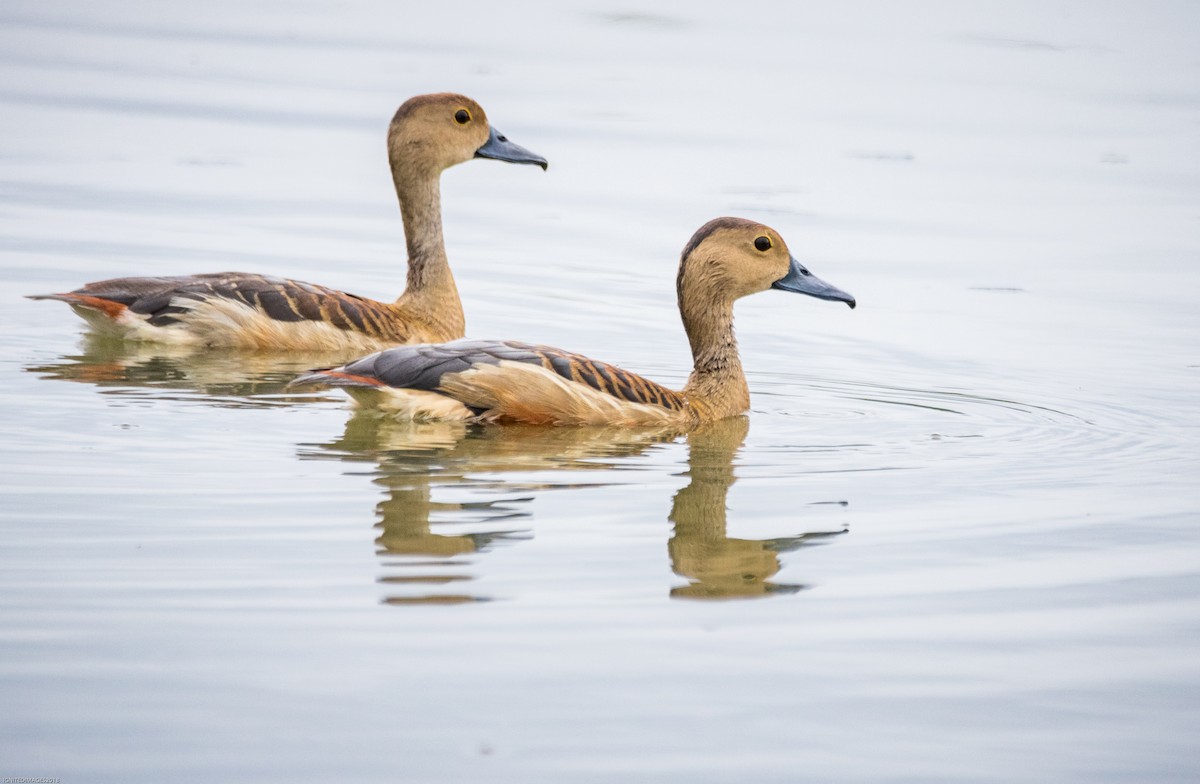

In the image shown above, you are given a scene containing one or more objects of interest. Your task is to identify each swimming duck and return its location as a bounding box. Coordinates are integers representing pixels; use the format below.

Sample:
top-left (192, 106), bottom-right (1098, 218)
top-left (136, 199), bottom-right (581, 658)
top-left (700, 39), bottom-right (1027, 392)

top-left (292, 217), bottom-right (855, 425)
top-left (28, 93), bottom-right (547, 351)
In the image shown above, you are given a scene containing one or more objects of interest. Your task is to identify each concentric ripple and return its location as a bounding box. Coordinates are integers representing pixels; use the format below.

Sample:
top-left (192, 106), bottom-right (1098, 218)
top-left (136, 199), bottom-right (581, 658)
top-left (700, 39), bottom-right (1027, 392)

top-left (748, 370), bottom-right (1196, 489)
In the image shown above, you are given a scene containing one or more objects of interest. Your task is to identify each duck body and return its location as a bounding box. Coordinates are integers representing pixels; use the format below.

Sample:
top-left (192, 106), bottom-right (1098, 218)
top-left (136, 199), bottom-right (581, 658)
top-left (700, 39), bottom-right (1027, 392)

top-left (33, 272), bottom-right (458, 352)
top-left (294, 218), bottom-right (856, 425)
top-left (295, 338), bottom-right (695, 425)
top-left (28, 93), bottom-right (547, 350)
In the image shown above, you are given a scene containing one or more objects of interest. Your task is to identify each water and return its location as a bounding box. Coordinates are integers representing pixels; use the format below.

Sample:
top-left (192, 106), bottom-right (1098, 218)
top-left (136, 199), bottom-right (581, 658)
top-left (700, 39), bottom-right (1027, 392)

top-left (2, 1), bottom-right (1199, 781)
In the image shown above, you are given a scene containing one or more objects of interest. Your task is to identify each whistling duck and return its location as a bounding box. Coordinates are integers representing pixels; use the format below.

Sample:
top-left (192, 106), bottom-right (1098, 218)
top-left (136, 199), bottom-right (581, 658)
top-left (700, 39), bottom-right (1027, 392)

top-left (28, 93), bottom-right (547, 351)
top-left (292, 218), bottom-right (855, 425)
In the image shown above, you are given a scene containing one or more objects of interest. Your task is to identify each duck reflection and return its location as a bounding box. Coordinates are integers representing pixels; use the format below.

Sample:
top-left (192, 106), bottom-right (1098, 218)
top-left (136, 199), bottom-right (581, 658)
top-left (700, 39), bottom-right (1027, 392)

top-left (29, 338), bottom-right (848, 602)
top-left (305, 412), bottom-right (847, 604)
top-left (25, 335), bottom-right (354, 404)
top-left (302, 413), bottom-right (679, 604)
top-left (670, 417), bottom-right (847, 599)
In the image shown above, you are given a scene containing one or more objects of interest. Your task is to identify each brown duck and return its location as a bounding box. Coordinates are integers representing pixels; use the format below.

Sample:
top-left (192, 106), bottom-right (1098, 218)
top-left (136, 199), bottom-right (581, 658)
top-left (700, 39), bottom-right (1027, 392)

top-left (28, 93), bottom-right (547, 351)
top-left (292, 218), bottom-right (855, 426)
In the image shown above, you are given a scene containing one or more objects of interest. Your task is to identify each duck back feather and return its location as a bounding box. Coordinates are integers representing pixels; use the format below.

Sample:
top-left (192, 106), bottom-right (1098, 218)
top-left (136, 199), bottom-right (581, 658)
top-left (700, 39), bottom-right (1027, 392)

top-left (295, 339), bottom-right (690, 425)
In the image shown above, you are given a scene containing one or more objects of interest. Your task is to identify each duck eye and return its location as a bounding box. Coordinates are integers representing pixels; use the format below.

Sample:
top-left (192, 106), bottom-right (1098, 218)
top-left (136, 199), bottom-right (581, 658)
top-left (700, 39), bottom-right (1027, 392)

top-left (754, 235), bottom-right (772, 252)
top-left (454, 108), bottom-right (471, 125)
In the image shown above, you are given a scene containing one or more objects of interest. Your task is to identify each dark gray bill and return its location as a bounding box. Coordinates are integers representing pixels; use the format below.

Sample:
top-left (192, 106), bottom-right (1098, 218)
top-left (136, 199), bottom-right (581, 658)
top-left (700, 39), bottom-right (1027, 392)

top-left (475, 126), bottom-right (548, 170)
top-left (772, 255), bottom-right (856, 308)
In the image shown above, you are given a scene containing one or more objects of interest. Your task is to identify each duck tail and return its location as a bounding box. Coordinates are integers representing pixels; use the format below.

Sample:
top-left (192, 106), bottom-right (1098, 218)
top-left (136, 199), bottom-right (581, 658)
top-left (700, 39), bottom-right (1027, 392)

top-left (27, 292), bottom-right (129, 320)
top-left (289, 369), bottom-right (387, 389)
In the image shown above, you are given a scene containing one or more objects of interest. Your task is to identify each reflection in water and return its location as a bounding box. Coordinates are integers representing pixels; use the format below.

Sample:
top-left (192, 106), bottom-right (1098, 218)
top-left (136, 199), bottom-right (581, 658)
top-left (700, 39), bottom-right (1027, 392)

top-left (306, 413), bottom-right (848, 604)
top-left (27, 338), bottom-right (848, 603)
top-left (372, 464), bottom-right (531, 605)
top-left (25, 335), bottom-right (354, 405)
top-left (302, 414), bottom-right (680, 604)
top-left (670, 418), bottom-right (847, 599)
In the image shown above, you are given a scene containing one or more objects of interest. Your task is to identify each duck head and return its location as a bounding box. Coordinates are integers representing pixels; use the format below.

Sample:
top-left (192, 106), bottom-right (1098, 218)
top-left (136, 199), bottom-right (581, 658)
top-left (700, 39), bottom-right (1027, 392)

top-left (677, 217), bottom-right (856, 308)
top-left (386, 93), bottom-right (548, 177)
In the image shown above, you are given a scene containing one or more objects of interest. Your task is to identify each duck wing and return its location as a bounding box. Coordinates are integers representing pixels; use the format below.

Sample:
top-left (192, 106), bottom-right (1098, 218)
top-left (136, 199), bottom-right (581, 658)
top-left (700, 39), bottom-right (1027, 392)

top-left (296, 338), bottom-right (688, 413)
top-left (29, 272), bottom-right (406, 340)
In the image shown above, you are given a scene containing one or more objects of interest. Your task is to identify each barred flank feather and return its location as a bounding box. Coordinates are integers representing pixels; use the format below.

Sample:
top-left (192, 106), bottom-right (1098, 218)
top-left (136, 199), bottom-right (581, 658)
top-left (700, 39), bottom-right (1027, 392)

top-left (39, 274), bottom-right (413, 340)
top-left (441, 362), bottom-right (685, 426)
top-left (330, 340), bottom-right (686, 408)
top-left (293, 339), bottom-right (694, 425)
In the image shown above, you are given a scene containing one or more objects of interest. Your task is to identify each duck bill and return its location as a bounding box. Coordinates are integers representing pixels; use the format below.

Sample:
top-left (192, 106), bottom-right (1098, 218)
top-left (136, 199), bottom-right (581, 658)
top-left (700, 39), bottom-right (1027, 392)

top-left (475, 126), bottom-right (549, 170)
top-left (771, 255), bottom-right (856, 308)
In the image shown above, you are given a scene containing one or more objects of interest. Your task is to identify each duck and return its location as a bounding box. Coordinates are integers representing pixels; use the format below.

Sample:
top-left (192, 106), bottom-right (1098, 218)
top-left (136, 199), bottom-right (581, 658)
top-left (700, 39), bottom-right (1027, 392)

top-left (27, 93), bottom-right (547, 351)
top-left (291, 217), bottom-right (855, 426)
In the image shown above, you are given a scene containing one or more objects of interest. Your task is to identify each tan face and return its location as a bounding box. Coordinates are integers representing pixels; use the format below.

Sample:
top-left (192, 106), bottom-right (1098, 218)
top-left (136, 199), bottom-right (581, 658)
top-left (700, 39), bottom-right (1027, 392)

top-left (680, 218), bottom-right (794, 301)
top-left (679, 217), bottom-right (856, 308)
top-left (386, 93), bottom-right (492, 174)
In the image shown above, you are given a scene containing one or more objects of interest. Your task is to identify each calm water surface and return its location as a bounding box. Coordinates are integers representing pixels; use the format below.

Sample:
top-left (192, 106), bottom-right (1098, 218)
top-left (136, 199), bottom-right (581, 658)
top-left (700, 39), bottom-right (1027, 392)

top-left (2, 2), bottom-right (1198, 782)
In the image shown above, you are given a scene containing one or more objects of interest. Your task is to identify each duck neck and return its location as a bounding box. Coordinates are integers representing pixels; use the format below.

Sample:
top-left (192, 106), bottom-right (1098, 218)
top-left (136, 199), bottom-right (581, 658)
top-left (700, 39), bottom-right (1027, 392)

top-left (680, 286), bottom-right (750, 420)
top-left (393, 164), bottom-right (464, 336)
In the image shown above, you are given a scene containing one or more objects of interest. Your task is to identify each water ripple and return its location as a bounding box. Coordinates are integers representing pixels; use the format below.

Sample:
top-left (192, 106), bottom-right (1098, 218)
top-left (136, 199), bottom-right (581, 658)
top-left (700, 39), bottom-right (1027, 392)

top-left (750, 371), bottom-right (1188, 487)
